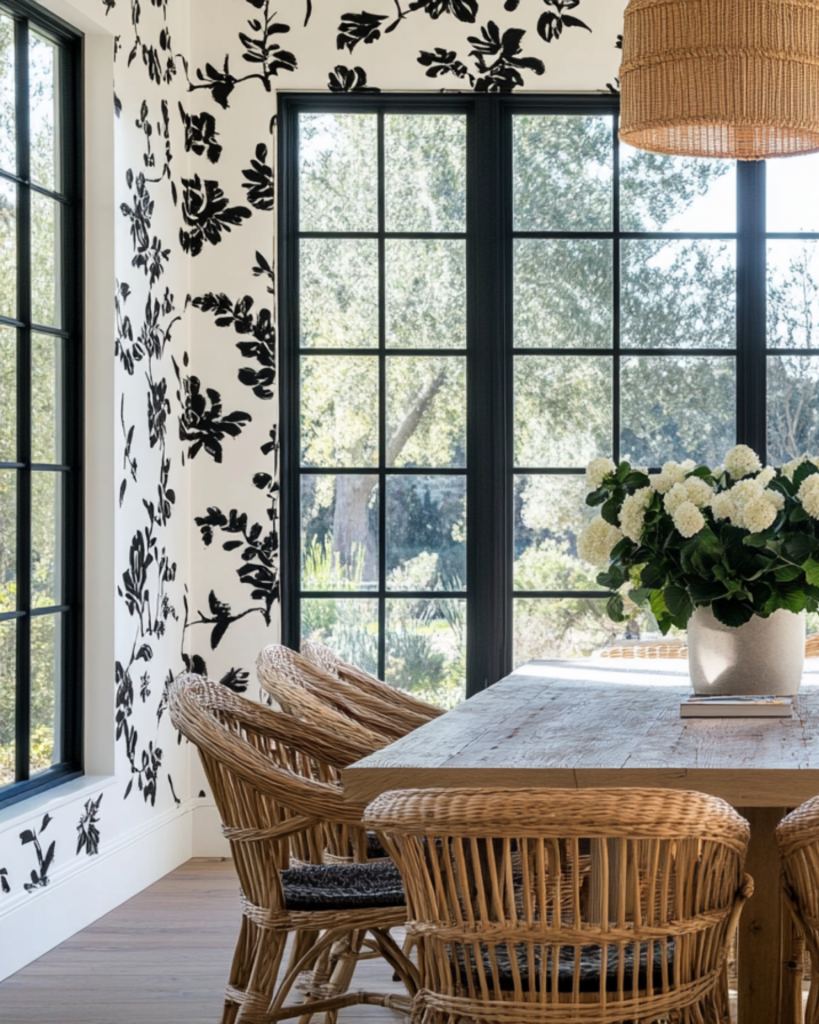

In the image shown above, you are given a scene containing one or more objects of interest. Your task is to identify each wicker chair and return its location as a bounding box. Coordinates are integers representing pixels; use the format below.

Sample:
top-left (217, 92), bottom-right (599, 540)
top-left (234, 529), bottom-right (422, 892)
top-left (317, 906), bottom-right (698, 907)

top-left (301, 639), bottom-right (444, 728)
top-left (365, 786), bottom-right (753, 1024)
top-left (168, 673), bottom-right (418, 1023)
top-left (259, 644), bottom-right (419, 744)
top-left (777, 797), bottom-right (819, 1023)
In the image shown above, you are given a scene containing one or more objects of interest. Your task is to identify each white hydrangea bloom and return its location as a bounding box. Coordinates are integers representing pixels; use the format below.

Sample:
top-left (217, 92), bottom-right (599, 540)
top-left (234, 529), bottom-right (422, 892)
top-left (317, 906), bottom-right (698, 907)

top-left (577, 516), bottom-right (624, 566)
top-left (663, 482), bottom-right (690, 516)
top-left (662, 461), bottom-right (689, 486)
top-left (679, 459), bottom-right (697, 475)
top-left (682, 476), bottom-right (714, 508)
top-left (710, 491), bottom-right (735, 521)
top-left (741, 497), bottom-right (778, 533)
top-left (619, 487), bottom-right (652, 543)
top-left (757, 466), bottom-right (776, 487)
top-left (672, 501), bottom-right (706, 538)
top-left (798, 475), bottom-right (819, 519)
top-left (724, 444), bottom-right (762, 479)
top-left (649, 470), bottom-right (675, 494)
top-left (585, 457), bottom-right (616, 491)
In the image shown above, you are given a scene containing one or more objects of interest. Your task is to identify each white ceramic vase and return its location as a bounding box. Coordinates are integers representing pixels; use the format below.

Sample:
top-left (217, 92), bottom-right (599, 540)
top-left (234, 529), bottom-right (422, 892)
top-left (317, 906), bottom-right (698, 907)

top-left (687, 606), bottom-right (805, 696)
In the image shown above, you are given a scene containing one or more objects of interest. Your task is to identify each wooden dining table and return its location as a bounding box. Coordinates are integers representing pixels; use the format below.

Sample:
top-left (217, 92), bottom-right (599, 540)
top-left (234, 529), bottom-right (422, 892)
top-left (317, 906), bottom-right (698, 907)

top-left (343, 657), bottom-right (819, 1024)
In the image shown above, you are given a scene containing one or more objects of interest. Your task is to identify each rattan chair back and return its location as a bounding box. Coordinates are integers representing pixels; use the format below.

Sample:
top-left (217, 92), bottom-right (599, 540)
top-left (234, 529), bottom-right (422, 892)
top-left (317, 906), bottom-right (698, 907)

top-left (301, 639), bottom-right (443, 725)
top-left (777, 797), bottom-right (819, 1023)
top-left (258, 644), bottom-right (414, 744)
top-left (366, 786), bottom-right (752, 1024)
top-left (168, 673), bottom-right (415, 1022)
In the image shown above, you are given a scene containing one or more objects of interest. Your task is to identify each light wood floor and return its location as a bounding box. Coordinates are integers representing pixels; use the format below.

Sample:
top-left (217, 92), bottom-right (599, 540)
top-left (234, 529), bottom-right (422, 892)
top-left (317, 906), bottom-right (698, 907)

top-left (0, 858), bottom-right (409, 1024)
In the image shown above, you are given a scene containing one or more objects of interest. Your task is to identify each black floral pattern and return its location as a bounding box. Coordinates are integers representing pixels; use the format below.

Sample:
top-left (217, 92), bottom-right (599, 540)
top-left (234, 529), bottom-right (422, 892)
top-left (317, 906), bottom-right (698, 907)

top-left (191, 291), bottom-right (275, 400)
top-left (0, 867), bottom-right (9, 894)
top-left (419, 21), bottom-right (545, 91)
top-left (76, 796), bottom-right (103, 857)
top-left (21, 815), bottom-right (55, 892)
top-left (328, 65), bottom-right (380, 93)
top-left (536, 0), bottom-right (591, 44)
top-left (179, 175), bottom-right (252, 256)
top-left (241, 144), bottom-right (274, 211)
top-left (337, 11), bottom-right (388, 52)
top-left (179, 104), bottom-right (222, 163)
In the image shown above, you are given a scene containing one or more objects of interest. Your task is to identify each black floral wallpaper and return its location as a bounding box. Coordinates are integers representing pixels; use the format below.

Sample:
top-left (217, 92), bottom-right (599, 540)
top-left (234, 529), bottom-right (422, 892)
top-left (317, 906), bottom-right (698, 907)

top-left (0, 0), bottom-right (622, 909)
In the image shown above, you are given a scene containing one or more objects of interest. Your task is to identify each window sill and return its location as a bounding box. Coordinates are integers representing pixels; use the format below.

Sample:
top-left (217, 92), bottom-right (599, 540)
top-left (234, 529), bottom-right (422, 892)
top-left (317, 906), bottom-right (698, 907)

top-left (0, 775), bottom-right (118, 838)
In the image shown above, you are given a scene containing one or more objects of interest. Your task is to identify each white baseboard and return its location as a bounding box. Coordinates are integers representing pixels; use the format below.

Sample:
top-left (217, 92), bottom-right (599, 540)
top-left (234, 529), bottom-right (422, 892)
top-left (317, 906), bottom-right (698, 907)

top-left (0, 801), bottom-right (194, 982)
top-left (191, 801), bottom-right (230, 858)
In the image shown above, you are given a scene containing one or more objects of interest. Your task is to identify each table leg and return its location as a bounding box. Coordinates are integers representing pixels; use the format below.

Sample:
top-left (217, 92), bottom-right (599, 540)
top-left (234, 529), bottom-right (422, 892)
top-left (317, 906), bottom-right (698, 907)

top-left (736, 806), bottom-right (787, 1024)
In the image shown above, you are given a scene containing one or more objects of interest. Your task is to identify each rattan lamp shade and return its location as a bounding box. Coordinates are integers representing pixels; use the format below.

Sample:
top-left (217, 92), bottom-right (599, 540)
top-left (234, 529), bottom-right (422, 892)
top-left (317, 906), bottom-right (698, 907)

top-left (620, 0), bottom-right (819, 159)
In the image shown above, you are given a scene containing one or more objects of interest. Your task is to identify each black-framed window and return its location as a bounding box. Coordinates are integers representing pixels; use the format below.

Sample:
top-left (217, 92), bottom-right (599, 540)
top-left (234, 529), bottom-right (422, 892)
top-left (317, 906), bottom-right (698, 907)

top-left (279, 93), bottom-right (818, 701)
top-left (0, 0), bottom-right (83, 807)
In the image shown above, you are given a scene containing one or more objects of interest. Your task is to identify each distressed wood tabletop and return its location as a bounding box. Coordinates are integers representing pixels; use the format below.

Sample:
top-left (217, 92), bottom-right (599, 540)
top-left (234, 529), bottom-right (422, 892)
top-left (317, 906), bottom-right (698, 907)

top-left (343, 658), bottom-right (819, 807)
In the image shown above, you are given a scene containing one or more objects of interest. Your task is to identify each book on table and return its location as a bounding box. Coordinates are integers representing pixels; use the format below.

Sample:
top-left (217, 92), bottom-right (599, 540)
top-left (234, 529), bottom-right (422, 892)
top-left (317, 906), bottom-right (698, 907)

top-left (680, 695), bottom-right (794, 718)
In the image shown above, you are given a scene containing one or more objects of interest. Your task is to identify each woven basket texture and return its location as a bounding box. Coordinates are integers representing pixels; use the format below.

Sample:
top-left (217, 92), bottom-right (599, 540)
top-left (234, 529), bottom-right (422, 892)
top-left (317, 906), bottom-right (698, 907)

top-left (620, 0), bottom-right (819, 158)
top-left (367, 786), bottom-right (752, 1024)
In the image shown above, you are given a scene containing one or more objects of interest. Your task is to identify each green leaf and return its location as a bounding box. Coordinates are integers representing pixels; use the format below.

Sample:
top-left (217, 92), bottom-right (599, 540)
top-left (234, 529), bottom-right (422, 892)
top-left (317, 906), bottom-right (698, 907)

top-left (774, 564), bottom-right (803, 582)
top-left (597, 569), bottom-right (626, 590)
top-left (803, 558), bottom-right (819, 586)
top-left (793, 461), bottom-right (819, 488)
top-left (628, 587), bottom-right (652, 606)
top-left (784, 534), bottom-right (819, 563)
top-left (687, 578), bottom-right (728, 604)
top-left (649, 589), bottom-right (667, 620)
top-left (606, 593), bottom-right (625, 622)
top-left (790, 505), bottom-right (810, 523)
top-left (664, 584), bottom-right (692, 620)
top-left (609, 536), bottom-right (634, 561)
top-left (601, 496), bottom-right (620, 527)
top-left (616, 461), bottom-right (631, 482)
top-left (624, 471), bottom-right (650, 489)
top-left (689, 465), bottom-right (713, 480)
top-left (711, 598), bottom-right (754, 628)
top-left (585, 487), bottom-right (607, 507)
top-left (641, 563), bottom-right (665, 589)
top-left (743, 532), bottom-right (772, 548)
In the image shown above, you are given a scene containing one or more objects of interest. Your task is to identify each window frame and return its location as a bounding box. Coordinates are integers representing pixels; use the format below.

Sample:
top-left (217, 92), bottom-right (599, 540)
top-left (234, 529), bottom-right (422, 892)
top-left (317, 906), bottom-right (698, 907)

top-left (278, 92), bottom-right (769, 699)
top-left (0, 0), bottom-right (84, 809)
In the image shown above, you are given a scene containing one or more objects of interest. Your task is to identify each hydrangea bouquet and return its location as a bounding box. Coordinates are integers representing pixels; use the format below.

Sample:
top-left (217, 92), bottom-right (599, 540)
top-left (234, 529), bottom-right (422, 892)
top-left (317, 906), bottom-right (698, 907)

top-left (578, 445), bottom-right (819, 633)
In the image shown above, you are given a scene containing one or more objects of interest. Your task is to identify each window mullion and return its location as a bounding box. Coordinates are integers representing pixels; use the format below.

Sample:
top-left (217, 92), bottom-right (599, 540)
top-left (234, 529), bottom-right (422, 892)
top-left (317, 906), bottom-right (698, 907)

top-left (736, 160), bottom-right (767, 460)
top-left (15, 12), bottom-right (31, 783)
top-left (377, 111), bottom-right (386, 681)
top-left (466, 97), bottom-right (509, 696)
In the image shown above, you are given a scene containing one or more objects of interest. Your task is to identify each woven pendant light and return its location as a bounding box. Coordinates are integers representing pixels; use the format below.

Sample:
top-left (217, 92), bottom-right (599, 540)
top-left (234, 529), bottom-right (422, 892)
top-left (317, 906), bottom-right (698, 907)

top-left (619, 0), bottom-right (819, 159)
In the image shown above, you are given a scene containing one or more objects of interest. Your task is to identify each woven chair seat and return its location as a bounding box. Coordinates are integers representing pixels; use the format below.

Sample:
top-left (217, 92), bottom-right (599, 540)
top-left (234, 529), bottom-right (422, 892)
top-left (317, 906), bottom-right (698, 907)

top-left (282, 859), bottom-right (405, 912)
top-left (455, 939), bottom-right (674, 994)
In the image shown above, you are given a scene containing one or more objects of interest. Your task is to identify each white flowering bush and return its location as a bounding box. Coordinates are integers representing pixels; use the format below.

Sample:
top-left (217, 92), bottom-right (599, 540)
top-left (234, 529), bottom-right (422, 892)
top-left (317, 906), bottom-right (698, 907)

top-left (578, 446), bottom-right (819, 633)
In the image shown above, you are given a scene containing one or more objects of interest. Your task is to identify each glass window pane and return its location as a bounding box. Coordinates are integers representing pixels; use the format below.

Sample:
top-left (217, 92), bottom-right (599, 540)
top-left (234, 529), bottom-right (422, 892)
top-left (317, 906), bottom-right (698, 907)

top-left (513, 114), bottom-right (613, 232)
top-left (514, 239), bottom-right (612, 349)
top-left (299, 113), bottom-right (377, 232)
top-left (514, 598), bottom-right (658, 666)
top-left (0, 326), bottom-right (15, 462)
top-left (621, 240), bottom-right (736, 349)
top-left (0, 618), bottom-right (15, 786)
top-left (29, 32), bottom-right (59, 192)
top-left (30, 611), bottom-right (62, 774)
top-left (32, 332), bottom-right (62, 464)
top-left (620, 145), bottom-right (736, 232)
top-left (620, 355), bottom-right (735, 467)
top-left (0, 177), bottom-right (16, 321)
top-left (301, 598), bottom-right (378, 675)
top-left (0, 470), bottom-right (16, 613)
top-left (387, 356), bottom-right (465, 469)
top-left (768, 355), bottom-right (819, 464)
top-left (301, 474), bottom-right (378, 592)
top-left (386, 476), bottom-right (465, 592)
top-left (385, 114), bottom-right (466, 233)
top-left (301, 355), bottom-right (379, 467)
top-left (386, 598), bottom-right (465, 708)
top-left (767, 153), bottom-right (819, 232)
top-left (0, 14), bottom-right (14, 175)
top-left (514, 475), bottom-right (599, 592)
top-left (386, 239), bottom-right (465, 350)
top-left (31, 191), bottom-right (61, 328)
top-left (32, 471), bottom-right (62, 609)
top-left (300, 238), bottom-right (378, 349)
top-left (514, 356), bottom-right (612, 467)
top-left (768, 241), bottom-right (819, 349)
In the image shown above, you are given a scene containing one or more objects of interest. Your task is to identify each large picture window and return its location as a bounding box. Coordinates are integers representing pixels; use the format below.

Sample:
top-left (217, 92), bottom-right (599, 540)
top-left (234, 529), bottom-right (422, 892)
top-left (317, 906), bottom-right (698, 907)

top-left (0, 0), bottom-right (82, 806)
top-left (279, 94), bottom-right (819, 702)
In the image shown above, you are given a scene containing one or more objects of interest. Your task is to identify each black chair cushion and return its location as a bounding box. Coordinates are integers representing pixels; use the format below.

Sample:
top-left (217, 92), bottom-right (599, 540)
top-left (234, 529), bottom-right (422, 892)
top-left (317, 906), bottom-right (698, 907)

top-left (456, 939), bottom-right (675, 994)
top-left (282, 859), bottom-right (405, 911)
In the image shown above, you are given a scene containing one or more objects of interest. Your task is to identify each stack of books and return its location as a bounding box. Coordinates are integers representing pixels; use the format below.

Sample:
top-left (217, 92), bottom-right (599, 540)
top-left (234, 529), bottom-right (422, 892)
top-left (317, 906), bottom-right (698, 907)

top-left (680, 695), bottom-right (794, 718)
